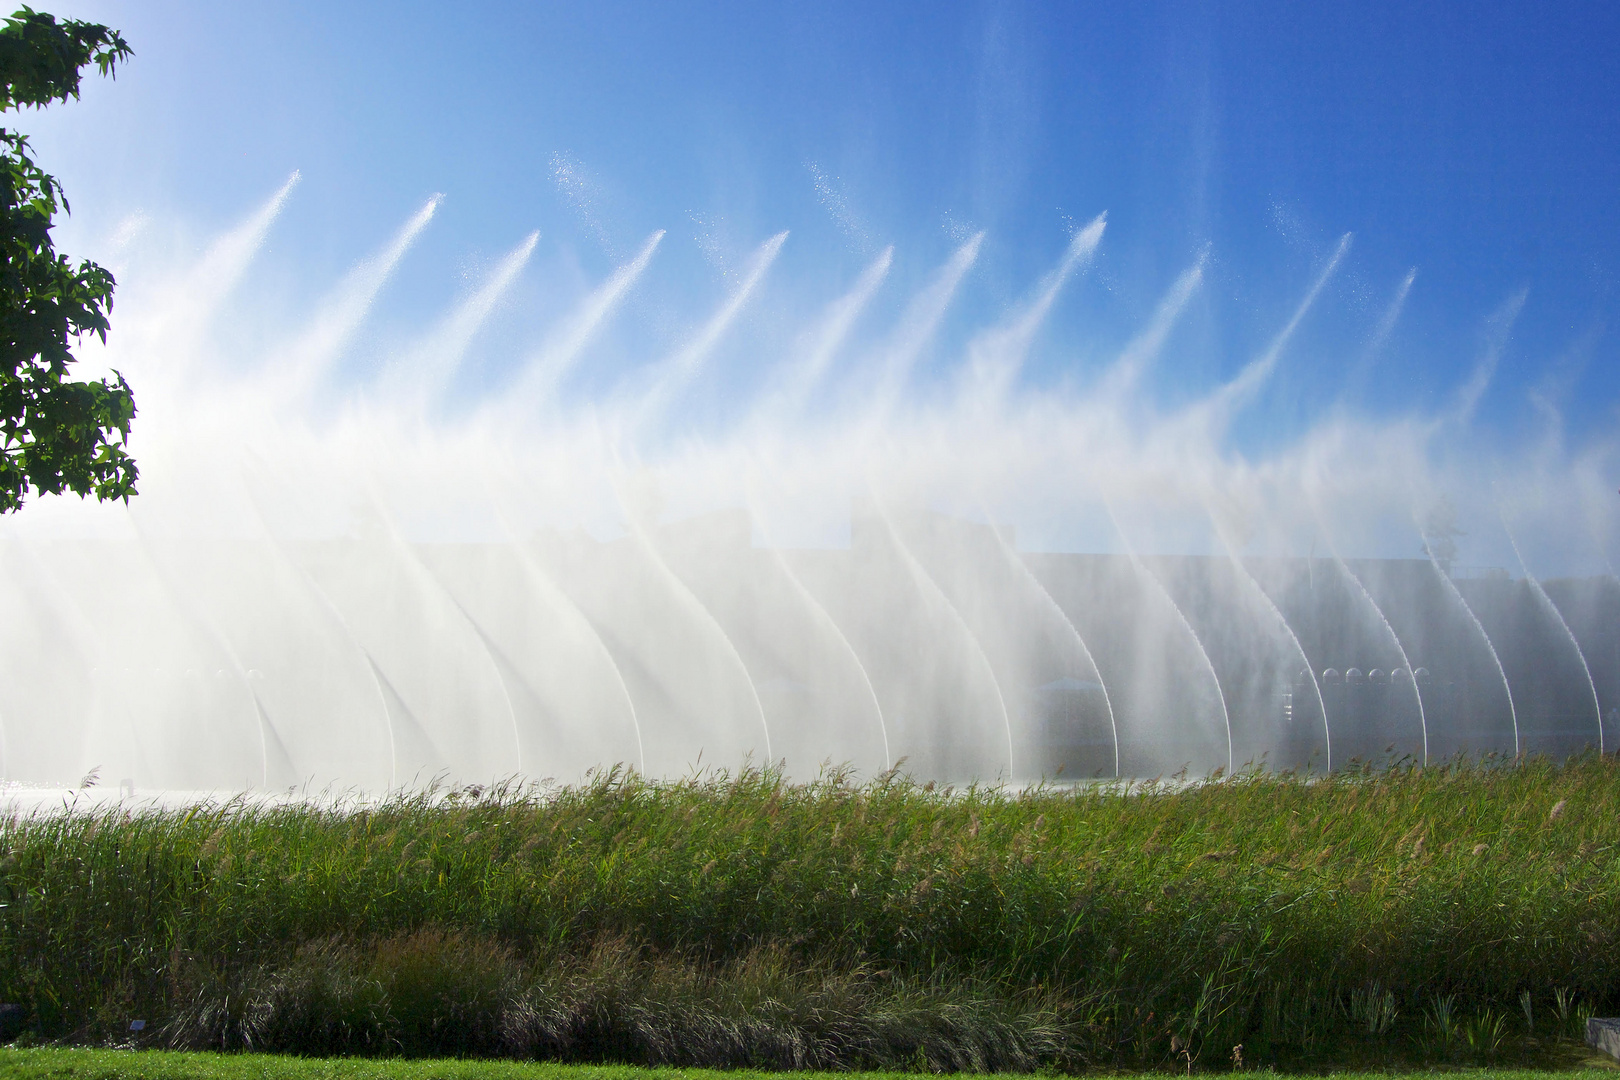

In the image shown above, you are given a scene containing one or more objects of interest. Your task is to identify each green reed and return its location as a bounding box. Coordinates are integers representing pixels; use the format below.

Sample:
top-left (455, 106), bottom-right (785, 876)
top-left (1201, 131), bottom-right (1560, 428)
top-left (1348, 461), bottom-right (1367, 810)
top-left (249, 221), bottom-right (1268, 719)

top-left (0, 753), bottom-right (1615, 1069)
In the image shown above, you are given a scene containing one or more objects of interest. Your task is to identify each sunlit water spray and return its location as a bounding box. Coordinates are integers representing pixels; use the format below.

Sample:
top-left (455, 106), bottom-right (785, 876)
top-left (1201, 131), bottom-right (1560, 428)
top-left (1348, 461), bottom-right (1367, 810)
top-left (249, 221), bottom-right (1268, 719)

top-left (0, 175), bottom-right (1615, 796)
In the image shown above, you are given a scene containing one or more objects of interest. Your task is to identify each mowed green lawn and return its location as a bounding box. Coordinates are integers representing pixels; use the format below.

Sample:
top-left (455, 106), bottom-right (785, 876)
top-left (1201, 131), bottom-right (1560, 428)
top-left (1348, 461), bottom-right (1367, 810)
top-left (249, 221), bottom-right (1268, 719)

top-left (1, 1048), bottom-right (1618, 1079)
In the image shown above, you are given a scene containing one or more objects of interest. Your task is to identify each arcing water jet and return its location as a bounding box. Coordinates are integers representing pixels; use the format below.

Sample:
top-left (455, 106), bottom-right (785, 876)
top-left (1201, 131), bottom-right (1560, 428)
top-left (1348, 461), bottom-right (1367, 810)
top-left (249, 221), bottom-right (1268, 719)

top-left (1, 183), bottom-right (1615, 793)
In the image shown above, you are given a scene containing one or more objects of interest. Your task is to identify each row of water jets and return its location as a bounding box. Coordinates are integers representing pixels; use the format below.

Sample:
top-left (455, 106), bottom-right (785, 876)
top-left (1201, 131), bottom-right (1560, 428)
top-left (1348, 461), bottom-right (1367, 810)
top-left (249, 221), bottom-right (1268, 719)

top-left (0, 173), bottom-right (1612, 792)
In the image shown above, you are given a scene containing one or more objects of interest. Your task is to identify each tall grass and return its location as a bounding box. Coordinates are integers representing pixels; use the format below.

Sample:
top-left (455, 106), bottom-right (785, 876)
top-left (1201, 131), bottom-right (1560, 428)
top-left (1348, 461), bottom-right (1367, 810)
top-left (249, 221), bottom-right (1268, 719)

top-left (1, 754), bottom-right (1616, 1069)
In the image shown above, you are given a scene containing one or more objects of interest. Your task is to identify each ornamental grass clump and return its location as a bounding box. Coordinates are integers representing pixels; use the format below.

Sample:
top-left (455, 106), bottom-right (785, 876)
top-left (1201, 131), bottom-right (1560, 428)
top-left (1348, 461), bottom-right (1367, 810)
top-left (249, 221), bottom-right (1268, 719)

top-left (1, 753), bottom-right (1617, 1069)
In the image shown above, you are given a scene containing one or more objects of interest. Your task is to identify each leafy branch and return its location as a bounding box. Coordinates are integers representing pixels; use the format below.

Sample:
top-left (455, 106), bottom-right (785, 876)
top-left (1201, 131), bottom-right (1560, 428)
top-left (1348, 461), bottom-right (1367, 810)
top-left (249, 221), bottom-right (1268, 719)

top-left (0, 6), bottom-right (136, 513)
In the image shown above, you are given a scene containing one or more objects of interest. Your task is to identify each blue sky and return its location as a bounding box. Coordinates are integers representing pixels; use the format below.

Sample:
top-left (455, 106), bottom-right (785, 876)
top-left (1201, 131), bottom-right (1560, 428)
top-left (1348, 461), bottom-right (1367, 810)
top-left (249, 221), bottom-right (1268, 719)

top-left (17, 0), bottom-right (1620, 454)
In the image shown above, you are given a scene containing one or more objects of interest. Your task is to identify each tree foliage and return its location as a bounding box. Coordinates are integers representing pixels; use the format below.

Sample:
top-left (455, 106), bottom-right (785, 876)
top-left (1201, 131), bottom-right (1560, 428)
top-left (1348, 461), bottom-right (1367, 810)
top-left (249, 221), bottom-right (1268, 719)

top-left (0, 6), bottom-right (135, 513)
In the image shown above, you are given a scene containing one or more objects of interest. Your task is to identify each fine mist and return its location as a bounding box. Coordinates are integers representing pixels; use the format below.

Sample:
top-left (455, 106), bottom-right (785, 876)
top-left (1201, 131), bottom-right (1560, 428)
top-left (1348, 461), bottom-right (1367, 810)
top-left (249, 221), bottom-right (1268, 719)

top-left (0, 180), bottom-right (1614, 794)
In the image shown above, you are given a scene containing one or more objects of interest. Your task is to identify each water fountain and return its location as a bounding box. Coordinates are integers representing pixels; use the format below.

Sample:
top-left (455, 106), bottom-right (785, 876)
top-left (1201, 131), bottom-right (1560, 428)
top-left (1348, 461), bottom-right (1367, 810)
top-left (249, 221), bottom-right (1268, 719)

top-left (0, 177), bottom-right (1614, 796)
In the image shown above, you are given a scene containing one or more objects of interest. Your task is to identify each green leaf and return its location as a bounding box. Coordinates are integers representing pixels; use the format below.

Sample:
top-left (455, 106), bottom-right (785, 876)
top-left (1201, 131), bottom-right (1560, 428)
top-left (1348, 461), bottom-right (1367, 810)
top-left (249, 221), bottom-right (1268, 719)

top-left (0, 6), bottom-right (136, 512)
